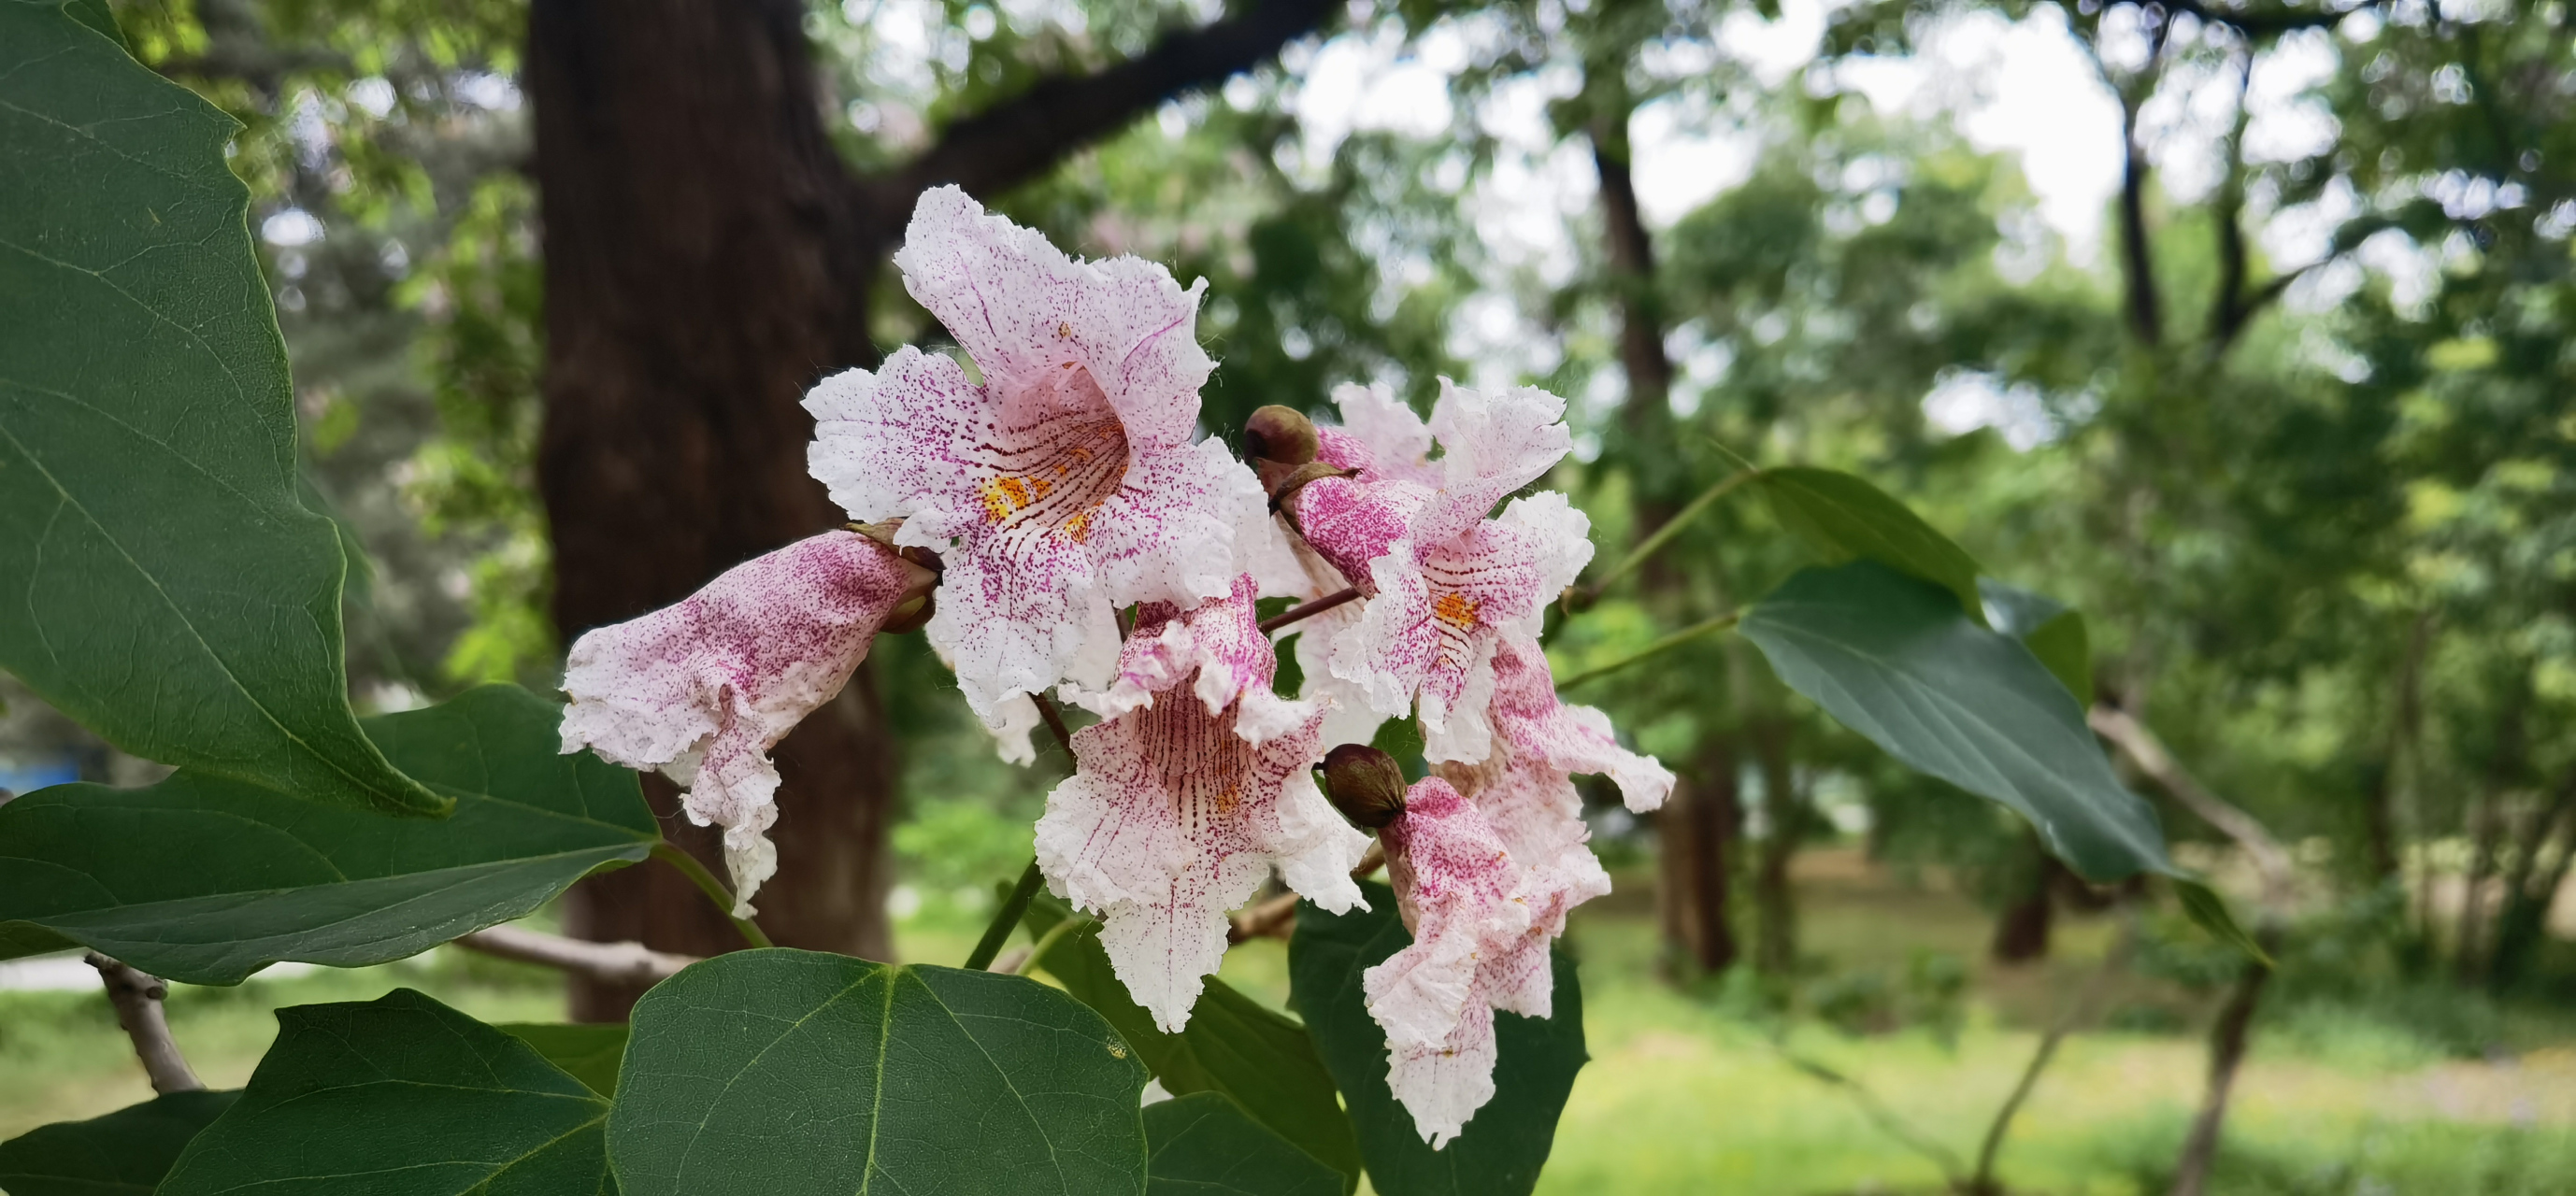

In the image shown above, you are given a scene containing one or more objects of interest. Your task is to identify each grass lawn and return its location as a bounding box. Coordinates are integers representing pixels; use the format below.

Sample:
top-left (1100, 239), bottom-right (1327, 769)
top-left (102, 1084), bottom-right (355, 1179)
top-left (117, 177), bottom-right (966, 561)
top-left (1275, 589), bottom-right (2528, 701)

top-left (7, 848), bottom-right (2571, 1194)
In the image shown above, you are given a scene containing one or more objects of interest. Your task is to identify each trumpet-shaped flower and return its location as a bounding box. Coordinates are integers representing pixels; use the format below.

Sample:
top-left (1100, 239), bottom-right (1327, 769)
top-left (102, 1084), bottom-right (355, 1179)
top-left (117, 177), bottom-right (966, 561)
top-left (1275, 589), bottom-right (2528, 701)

top-left (1037, 577), bottom-right (1370, 1032)
top-left (1287, 381), bottom-right (1586, 760)
top-left (806, 186), bottom-right (1281, 727)
top-left (559, 531), bottom-right (934, 916)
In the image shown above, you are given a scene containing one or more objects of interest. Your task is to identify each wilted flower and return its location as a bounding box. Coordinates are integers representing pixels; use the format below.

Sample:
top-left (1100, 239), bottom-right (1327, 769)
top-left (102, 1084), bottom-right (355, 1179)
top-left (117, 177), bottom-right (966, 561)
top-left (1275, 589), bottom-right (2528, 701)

top-left (559, 531), bottom-right (936, 916)
top-left (1037, 576), bottom-right (1370, 1032)
top-left (805, 187), bottom-right (1284, 728)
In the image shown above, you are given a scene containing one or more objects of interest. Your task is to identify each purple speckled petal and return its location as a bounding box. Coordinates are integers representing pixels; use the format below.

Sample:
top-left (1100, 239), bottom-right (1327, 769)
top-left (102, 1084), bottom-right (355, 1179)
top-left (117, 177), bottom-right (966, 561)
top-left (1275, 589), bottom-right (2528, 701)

top-left (1036, 577), bottom-right (1367, 1032)
top-left (807, 190), bottom-right (1259, 721)
top-left (559, 532), bottom-right (930, 915)
top-left (1320, 381), bottom-right (1438, 484)
top-left (1417, 378), bottom-right (1573, 548)
top-left (1489, 631), bottom-right (1674, 813)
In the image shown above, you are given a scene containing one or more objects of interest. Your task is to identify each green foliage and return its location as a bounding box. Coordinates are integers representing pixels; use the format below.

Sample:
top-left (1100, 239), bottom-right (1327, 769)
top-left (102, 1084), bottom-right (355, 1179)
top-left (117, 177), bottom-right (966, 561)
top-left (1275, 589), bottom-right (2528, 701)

top-left (496, 1022), bottom-right (629, 1097)
top-left (1289, 882), bottom-right (1587, 1196)
top-left (1144, 1092), bottom-right (1348, 1196)
top-left (0, 685), bottom-right (656, 983)
top-left (159, 990), bottom-right (611, 1195)
top-left (608, 948), bottom-right (1151, 1196)
top-left (1757, 468), bottom-right (1990, 625)
top-left (1739, 561), bottom-right (2167, 883)
top-left (1977, 577), bottom-right (2092, 703)
top-left (0, 1089), bottom-right (238, 1196)
top-left (0, 0), bottom-right (441, 818)
top-left (1024, 894), bottom-right (1362, 1190)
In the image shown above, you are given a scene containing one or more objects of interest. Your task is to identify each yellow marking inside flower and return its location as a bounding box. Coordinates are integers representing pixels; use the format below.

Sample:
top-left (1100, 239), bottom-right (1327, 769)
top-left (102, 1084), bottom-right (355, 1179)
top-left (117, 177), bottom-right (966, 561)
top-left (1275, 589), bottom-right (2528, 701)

top-left (1212, 787), bottom-right (1241, 816)
top-left (1062, 508), bottom-right (1095, 542)
top-left (1433, 591), bottom-right (1481, 629)
top-left (978, 474), bottom-right (1055, 524)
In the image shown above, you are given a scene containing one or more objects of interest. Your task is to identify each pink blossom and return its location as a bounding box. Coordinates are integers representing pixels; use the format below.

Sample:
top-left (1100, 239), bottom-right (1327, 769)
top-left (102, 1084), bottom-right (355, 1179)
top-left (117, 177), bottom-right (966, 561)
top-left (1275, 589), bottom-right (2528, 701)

top-left (1037, 577), bottom-right (1369, 1031)
top-left (559, 532), bottom-right (934, 916)
top-left (805, 187), bottom-right (1282, 728)
top-left (1285, 381), bottom-right (1587, 759)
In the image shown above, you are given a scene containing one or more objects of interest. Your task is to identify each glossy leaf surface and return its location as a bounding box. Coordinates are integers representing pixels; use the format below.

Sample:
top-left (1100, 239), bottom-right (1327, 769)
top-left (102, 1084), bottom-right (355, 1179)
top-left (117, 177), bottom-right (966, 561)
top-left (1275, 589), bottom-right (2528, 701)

top-left (1144, 1093), bottom-right (1346, 1196)
top-left (1288, 882), bottom-right (1587, 1196)
top-left (0, 0), bottom-right (441, 817)
top-left (1758, 467), bottom-right (1988, 626)
top-left (0, 685), bottom-right (657, 982)
top-left (608, 948), bottom-right (1149, 1196)
top-left (1979, 577), bottom-right (2094, 703)
top-left (499, 1022), bottom-right (631, 1097)
top-left (0, 1089), bottom-right (238, 1196)
top-left (1740, 561), bottom-right (2169, 881)
top-left (158, 990), bottom-right (613, 1195)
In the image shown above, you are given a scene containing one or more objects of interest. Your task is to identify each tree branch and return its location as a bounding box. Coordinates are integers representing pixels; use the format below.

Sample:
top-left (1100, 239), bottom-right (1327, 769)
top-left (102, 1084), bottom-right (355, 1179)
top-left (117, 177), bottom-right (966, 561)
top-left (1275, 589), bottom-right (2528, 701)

top-left (452, 924), bottom-right (700, 986)
top-left (2208, 48), bottom-right (2257, 352)
top-left (86, 953), bottom-right (203, 1094)
top-left (880, 0), bottom-right (1338, 209)
top-left (2162, 0), bottom-right (2388, 36)
top-left (2089, 705), bottom-right (2294, 901)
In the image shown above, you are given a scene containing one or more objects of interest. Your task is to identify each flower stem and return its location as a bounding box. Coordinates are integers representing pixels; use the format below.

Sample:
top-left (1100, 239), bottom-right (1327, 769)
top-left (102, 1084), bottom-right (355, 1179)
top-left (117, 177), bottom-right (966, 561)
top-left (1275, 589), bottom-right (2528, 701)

top-left (1566, 467), bottom-right (1758, 611)
top-left (966, 857), bottom-right (1046, 971)
top-left (1554, 609), bottom-right (1743, 690)
top-left (1033, 691), bottom-right (1075, 755)
top-left (651, 842), bottom-right (775, 949)
top-left (1015, 910), bottom-right (1089, 975)
top-left (1259, 586), bottom-right (1362, 634)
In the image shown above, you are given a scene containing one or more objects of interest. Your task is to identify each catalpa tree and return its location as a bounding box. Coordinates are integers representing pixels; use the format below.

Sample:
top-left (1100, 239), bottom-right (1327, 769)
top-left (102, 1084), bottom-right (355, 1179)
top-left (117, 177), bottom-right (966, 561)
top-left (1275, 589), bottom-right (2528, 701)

top-left (0, 5), bottom-right (2250, 1193)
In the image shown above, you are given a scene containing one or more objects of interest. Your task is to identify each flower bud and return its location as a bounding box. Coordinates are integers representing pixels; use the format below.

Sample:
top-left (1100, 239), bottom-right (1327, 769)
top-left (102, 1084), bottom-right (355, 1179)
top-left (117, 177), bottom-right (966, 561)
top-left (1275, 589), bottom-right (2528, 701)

top-left (1321, 743), bottom-right (1408, 829)
top-left (881, 591), bottom-right (936, 634)
top-left (1245, 405), bottom-right (1320, 466)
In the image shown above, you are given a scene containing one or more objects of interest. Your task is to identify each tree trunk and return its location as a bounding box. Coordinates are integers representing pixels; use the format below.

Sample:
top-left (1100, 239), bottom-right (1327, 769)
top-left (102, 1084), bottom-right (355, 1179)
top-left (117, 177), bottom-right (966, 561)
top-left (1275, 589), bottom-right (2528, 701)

top-left (2489, 772), bottom-right (2576, 992)
top-left (1751, 716), bottom-right (1799, 976)
top-left (2168, 945), bottom-right (2276, 1196)
top-left (528, 0), bottom-right (897, 1019)
top-left (1659, 734), bottom-right (1740, 975)
top-left (1990, 833), bottom-right (2057, 964)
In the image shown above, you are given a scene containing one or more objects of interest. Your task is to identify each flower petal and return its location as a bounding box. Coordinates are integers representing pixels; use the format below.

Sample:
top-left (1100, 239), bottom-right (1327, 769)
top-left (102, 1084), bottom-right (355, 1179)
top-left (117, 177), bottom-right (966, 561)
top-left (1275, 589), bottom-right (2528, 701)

top-left (1321, 381), bottom-right (1437, 484)
top-left (559, 531), bottom-right (927, 914)
top-left (1417, 379), bottom-right (1573, 547)
top-left (1489, 633), bottom-right (1674, 813)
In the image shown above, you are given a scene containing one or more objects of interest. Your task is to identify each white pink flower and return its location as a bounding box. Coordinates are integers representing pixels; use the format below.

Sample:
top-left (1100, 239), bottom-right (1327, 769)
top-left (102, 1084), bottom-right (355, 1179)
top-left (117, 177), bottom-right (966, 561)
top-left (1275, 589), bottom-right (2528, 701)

top-left (1036, 577), bottom-right (1370, 1032)
top-left (559, 531), bottom-right (935, 916)
top-left (1286, 381), bottom-right (1587, 761)
top-left (804, 187), bottom-right (1281, 728)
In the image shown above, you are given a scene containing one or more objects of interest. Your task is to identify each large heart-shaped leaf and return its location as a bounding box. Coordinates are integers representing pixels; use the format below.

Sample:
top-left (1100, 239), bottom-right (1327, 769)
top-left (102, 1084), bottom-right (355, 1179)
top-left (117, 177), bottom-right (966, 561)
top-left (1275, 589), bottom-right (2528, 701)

top-left (1978, 577), bottom-right (2093, 702)
top-left (1145, 1093), bottom-right (1346, 1196)
top-left (0, 0), bottom-right (441, 817)
top-left (1757, 467), bottom-right (1988, 626)
top-left (158, 990), bottom-right (613, 1195)
top-left (608, 948), bottom-right (1149, 1196)
top-left (1739, 560), bottom-right (2168, 881)
top-left (1287, 883), bottom-right (1587, 1196)
top-left (0, 1089), bottom-right (238, 1196)
top-left (499, 1023), bottom-right (631, 1097)
top-left (0, 685), bottom-right (657, 982)
top-left (1025, 895), bottom-right (1362, 1190)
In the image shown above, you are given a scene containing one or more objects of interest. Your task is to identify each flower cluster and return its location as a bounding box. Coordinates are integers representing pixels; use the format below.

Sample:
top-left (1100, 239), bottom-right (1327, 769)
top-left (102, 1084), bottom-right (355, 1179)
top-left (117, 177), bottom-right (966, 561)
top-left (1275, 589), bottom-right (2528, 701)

top-left (557, 187), bottom-right (1669, 1144)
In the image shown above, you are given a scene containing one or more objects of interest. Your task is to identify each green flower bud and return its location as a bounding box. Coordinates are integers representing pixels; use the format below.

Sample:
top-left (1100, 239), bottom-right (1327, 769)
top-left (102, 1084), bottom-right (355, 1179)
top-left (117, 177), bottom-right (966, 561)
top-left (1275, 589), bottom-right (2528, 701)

top-left (1322, 743), bottom-right (1408, 829)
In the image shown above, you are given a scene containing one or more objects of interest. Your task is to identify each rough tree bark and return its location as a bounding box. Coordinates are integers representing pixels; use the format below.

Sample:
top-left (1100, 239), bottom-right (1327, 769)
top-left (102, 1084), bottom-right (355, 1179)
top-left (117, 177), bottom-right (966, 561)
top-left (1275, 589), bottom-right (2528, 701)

top-left (527, 0), bottom-right (1337, 1018)
top-left (1750, 715), bottom-right (1800, 976)
top-left (1660, 735), bottom-right (1741, 974)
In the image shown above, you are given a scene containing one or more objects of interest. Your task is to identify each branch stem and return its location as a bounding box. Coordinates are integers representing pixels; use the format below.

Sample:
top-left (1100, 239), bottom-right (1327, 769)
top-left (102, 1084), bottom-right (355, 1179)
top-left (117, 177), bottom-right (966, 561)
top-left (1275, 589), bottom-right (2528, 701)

top-left (1016, 912), bottom-right (1089, 975)
top-left (1556, 610), bottom-right (1742, 690)
top-left (1969, 918), bottom-right (2137, 1192)
top-left (1033, 691), bottom-right (1076, 755)
top-left (1572, 468), bottom-right (1757, 608)
top-left (966, 857), bottom-right (1048, 971)
top-left (454, 924), bottom-right (698, 985)
top-left (86, 953), bottom-right (202, 1094)
top-left (1260, 587), bottom-right (1362, 634)
top-left (651, 842), bottom-right (775, 948)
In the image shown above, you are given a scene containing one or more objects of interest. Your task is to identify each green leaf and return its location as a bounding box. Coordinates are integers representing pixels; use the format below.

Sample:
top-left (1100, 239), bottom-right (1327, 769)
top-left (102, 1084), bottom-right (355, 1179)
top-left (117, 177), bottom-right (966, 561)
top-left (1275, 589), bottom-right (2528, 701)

top-left (2174, 880), bottom-right (2273, 966)
top-left (1288, 882), bottom-right (1588, 1196)
top-left (1145, 1093), bottom-right (1347, 1196)
top-left (0, 1), bottom-right (443, 817)
top-left (1740, 561), bottom-right (2169, 882)
top-left (498, 1022), bottom-right (630, 1097)
top-left (0, 1089), bottom-right (238, 1195)
top-left (1757, 467), bottom-right (1988, 626)
top-left (1024, 894), bottom-right (1363, 1191)
top-left (1978, 577), bottom-right (2094, 702)
top-left (158, 989), bottom-right (612, 1194)
top-left (607, 947), bottom-right (1149, 1196)
top-left (0, 685), bottom-right (657, 982)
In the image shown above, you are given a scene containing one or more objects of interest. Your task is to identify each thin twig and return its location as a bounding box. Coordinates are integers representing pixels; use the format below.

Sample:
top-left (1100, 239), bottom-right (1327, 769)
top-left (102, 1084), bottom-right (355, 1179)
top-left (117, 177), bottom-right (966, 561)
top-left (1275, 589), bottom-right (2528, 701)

top-left (1569, 468), bottom-right (1758, 609)
top-left (86, 953), bottom-right (202, 1094)
top-left (966, 858), bottom-right (1048, 971)
top-left (1773, 1039), bottom-right (1967, 1186)
top-left (651, 842), bottom-right (775, 948)
top-left (1033, 691), bottom-right (1076, 755)
top-left (453, 924), bottom-right (699, 986)
top-left (1017, 914), bottom-right (1090, 975)
top-left (1968, 917), bottom-right (2139, 1192)
top-left (1556, 610), bottom-right (1742, 690)
top-left (2089, 706), bottom-right (2294, 902)
top-left (1259, 587), bottom-right (1362, 634)
top-left (1229, 891), bottom-right (1302, 943)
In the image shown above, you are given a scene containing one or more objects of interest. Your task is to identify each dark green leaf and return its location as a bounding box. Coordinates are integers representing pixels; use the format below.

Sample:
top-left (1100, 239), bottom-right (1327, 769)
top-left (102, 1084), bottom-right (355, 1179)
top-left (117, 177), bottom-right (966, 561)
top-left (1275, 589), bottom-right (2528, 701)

top-left (498, 1023), bottom-right (630, 1097)
top-left (1145, 1093), bottom-right (1346, 1196)
top-left (1740, 561), bottom-right (2170, 882)
top-left (1025, 894), bottom-right (1362, 1190)
top-left (0, 685), bottom-right (657, 982)
top-left (607, 947), bottom-right (1148, 1196)
top-left (0, 1089), bottom-right (237, 1196)
top-left (1288, 881), bottom-right (1587, 1196)
top-left (158, 990), bottom-right (613, 1195)
top-left (1978, 577), bottom-right (2094, 702)
top-left (2175, 880), bottom-right (2273, 966)
top-left (1758, 467), bottom-right (1988, 626)
top-left (0, 2), bottom-right (443, 817)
